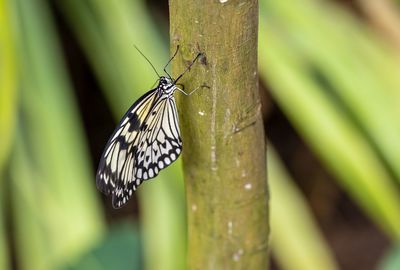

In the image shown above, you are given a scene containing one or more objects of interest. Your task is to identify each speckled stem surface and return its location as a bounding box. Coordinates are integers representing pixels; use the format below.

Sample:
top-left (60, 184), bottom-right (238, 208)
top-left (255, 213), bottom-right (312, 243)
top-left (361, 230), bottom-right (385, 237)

top-left (169, 0), bottom-right (269, 269)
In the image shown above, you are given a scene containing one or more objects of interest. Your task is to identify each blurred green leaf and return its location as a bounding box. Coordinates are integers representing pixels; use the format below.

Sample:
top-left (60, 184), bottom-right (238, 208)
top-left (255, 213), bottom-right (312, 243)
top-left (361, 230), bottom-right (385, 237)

top-left (67, 222), bottom-right (142, 270)
top-left (260, 0), bottom-right (400, 239)
top-left (0, 192), bottom-right (8, 270)
top-left (0, 0), bottom-right (17, 267)
top-left (0, 0), bottom-right (17, 171)
top-left (139, 168), bottom-right (186, 270)
top-left (380, 243), bottom-right (400, 270)
top-left (10, 133), bottom-right (55, 270)
top-left (9, 0), bottom-right (105, 268)
top-left (265, 0), bottom-right (400, 183)
top-left (269, 146), bottom-right (339, 270)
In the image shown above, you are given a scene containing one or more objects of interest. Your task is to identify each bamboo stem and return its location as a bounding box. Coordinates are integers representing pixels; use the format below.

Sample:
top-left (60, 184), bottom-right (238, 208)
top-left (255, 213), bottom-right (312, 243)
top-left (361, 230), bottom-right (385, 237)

top-left (169, 1), bottom-right (269, 269)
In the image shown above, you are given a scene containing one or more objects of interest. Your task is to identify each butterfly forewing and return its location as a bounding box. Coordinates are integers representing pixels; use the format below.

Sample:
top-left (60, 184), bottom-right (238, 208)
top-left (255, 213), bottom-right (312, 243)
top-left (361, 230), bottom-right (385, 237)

top-left (96, 89), bottom-right (159, 207)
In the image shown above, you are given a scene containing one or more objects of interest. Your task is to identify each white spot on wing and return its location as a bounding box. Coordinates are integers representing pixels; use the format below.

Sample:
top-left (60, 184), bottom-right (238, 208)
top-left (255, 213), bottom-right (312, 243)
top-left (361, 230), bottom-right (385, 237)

top-left (165, 141), bottom-right (172, 152)
top-left (158, 161), bottom-right (164, 169)
top-left (163, 109), bottom-right (174, 138)
top-left (126, 156), bottom-right (134, 183)
top-left (127, 131), bottom-right (137, 143)
top-left (165, 157), bottom-right (171, 165)
top-left (105, 144), bottom-right (114, 163)
top-left (121, 116), bottom-right (130, 125)
top-left (110, 143), bottom-right (120, 172)
top-left (158, 131), bottom-right (166, 142)
top-left (111, 127), bottom-right (123, 142)
top-left (120, 122), bottom-right (130, 136)
top-left (117, 149), bottom-right (126, 174)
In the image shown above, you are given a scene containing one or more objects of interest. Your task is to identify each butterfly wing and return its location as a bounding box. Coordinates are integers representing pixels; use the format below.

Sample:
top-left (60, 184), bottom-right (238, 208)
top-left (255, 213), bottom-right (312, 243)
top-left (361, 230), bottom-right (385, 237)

top-left (96, 89), bottom-right (159, 207)
top-left (133, 96), bottom-right (182, 181)
top-left (97, 89), bottom-right (183, 208)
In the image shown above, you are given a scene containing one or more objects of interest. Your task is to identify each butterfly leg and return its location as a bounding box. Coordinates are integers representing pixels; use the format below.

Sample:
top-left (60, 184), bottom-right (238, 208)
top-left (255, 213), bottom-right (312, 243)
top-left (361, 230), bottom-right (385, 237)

top-left (174, 53), bottom-right (202, 83)
top-left (176, 84), bottom-right (210, 96)
top-left (175, 83), bottom-right (185, 90)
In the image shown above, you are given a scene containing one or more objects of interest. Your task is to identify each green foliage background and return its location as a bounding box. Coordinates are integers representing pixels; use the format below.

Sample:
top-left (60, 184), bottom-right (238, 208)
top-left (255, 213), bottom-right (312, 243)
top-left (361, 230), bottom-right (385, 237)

top-left (1, 0), bottom-right (400, 269)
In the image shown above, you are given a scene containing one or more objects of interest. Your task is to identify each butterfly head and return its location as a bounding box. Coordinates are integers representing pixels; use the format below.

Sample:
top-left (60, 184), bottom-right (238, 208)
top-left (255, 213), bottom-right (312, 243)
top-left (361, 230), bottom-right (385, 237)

top-left (159, 76), bottom-right (176, 95)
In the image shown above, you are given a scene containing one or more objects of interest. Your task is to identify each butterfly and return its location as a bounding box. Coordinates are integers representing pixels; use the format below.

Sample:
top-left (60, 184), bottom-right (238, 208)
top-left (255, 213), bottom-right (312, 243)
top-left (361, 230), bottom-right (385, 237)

top-left (96, 46), bottom-right (202, 208)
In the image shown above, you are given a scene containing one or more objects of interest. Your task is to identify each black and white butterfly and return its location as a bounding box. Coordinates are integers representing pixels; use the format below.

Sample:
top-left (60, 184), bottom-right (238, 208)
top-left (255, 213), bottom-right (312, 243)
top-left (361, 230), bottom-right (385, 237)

top-left (96, 46), bottom-right (202, 208)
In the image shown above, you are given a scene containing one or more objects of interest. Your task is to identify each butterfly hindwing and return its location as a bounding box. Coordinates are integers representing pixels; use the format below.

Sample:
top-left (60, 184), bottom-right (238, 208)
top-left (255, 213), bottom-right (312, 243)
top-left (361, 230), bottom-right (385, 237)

top-left (134, 97), bottom-right (182, 181)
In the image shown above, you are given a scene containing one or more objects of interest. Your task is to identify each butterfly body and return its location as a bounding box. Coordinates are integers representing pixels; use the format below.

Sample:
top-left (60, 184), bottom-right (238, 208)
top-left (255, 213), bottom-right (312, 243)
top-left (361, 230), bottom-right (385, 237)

top-left (96, 76), bottom-right (182, 208)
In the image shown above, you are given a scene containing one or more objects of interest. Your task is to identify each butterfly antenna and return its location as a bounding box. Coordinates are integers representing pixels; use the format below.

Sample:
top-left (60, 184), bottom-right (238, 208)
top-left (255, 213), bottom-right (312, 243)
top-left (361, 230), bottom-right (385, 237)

top-left (134, 45), bottom-right (161, 77)
top-left (163, 45), bottom-right (180, 79)
top-left (174, 53), bottom-right (202, 84)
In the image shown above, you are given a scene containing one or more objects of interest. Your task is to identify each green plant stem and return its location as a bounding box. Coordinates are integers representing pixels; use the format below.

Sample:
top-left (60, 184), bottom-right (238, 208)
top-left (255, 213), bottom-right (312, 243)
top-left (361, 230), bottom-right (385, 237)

top-left (169, 1), bottom-right (269, 269)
